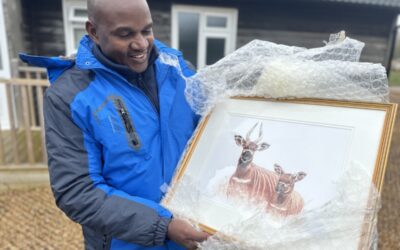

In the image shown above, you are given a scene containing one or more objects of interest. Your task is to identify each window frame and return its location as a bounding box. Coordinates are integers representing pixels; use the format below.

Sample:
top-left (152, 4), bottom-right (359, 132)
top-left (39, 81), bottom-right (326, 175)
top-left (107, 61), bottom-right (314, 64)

top-left (0, 0), bottom-right (10, 129)
top-left (68, 5), bottom-right (88, 22)
top-left (202, 33), bottom-right (229, 66)
top-left (172, 5), bottom-right (238, 69)
top-left (0, 0), bottom-right (10, 78)
top-left (62, 0), bottom-right (87, 55)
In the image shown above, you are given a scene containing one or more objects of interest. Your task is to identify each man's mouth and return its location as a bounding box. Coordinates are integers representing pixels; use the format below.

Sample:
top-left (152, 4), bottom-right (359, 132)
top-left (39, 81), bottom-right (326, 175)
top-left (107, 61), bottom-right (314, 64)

top-left (129, 52), bottom-right (147, 62)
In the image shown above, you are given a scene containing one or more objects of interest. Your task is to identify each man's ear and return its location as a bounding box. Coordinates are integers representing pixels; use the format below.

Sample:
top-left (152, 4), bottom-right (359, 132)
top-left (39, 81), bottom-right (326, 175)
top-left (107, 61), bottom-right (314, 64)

top-left (86, 20), bottom-right (99, 44)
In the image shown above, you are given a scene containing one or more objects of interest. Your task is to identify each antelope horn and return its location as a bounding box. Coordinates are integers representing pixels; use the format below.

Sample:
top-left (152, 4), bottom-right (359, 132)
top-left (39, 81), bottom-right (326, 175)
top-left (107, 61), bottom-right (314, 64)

top-left (246, 122), bottom-right (259, 141)
top-left (254, 123), bottom-right (263, 144)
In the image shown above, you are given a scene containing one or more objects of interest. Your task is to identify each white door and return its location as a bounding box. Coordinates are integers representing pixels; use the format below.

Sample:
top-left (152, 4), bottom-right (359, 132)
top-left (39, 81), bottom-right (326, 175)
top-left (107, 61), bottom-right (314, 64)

top-left (0, 0), bottom-right (11, 129)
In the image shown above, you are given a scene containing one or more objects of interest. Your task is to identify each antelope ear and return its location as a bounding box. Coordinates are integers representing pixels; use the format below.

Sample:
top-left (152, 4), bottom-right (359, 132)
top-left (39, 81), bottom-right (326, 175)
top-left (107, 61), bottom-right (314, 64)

top-left (274, 164), bottom-right (284, 175)
top-left (234, 135), bottom-right (245, 146)
top-left (257, 142), bottom-right (270, 151)
top-left (295, 172), bottom-right (307, 182)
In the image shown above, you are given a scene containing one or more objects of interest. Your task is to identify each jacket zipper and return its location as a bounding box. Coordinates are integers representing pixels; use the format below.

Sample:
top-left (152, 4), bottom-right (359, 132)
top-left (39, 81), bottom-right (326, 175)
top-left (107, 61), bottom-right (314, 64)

top-left (114, 98), bottom-right (141, 150)
top-left (102, 234), bottom-right (109, 250)
top-left (137, 73), bottom-right (159, 116)
top-left (153, 65), bottom-right (172, 183)
top-left (134, 74), bottom-right (165, 181)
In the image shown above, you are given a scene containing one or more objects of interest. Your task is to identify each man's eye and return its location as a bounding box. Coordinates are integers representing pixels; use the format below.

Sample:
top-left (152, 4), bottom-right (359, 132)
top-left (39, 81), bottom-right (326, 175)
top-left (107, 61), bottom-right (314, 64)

top-left (142, 29), bottom-right (152, 35)
top-left (118, 32), bottom-right (131, 38)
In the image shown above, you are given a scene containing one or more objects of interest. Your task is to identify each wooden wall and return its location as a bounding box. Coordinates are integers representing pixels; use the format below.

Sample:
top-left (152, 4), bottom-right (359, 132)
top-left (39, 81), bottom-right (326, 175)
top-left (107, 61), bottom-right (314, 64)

top-left (150, 1), bottom-right (172, 47)
top-left (235, 1), bottom-right (397, 63)
top-left (21, 0), bottom-right (65, 56)
top-left (149, 0), bottom-right (399, 64)
top-left (16, 0), bottom-right (399, 64)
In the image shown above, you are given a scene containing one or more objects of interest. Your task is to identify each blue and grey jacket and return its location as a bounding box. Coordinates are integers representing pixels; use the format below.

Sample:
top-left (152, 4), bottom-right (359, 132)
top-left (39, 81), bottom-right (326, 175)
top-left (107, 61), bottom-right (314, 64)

top-left (20, 36), bottom-right (199, 250)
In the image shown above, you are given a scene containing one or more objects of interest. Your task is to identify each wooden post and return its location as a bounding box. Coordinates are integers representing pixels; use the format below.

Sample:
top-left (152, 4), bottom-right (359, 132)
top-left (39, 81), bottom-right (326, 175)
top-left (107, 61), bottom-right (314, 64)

top-left (6, 84), bottom-right (20, 164)
top-left (21, 84), bottom-right (35, 164)
top-left (27, 85), bottom-right (36, 127)
top-left (0, 120), bottom-right (4, 166)
top-left (36, 86), bottom-right (47, 163)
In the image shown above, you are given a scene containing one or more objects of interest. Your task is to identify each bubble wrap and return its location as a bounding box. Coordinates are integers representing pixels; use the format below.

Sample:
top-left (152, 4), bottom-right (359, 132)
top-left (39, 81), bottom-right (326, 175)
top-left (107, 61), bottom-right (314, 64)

top-left (158, 32), bottom-right (384, 249)
top-left (181, 32), bottom-right (389, 116)
top-left (165, 160), bottom-right (380, 250)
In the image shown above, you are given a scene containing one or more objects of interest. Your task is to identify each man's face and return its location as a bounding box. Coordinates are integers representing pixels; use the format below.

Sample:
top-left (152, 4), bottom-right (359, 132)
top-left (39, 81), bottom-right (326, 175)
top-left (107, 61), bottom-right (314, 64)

top-left (88, 0), bottom-right (154, 73)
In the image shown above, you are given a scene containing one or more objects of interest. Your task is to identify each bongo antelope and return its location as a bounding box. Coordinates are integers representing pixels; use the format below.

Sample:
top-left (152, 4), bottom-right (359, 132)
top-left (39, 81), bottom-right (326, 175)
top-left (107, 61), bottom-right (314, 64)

top-left (227, 123), bottom-right (307, 216)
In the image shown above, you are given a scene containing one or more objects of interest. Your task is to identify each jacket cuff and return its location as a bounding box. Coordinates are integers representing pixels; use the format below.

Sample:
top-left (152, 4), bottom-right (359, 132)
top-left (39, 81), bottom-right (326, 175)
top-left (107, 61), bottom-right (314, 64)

top-left (154, 217), bottom-right (171, 246)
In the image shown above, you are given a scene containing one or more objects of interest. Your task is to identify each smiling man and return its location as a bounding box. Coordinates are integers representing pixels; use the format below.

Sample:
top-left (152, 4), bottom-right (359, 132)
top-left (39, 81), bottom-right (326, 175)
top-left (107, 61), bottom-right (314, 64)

top-left (20, 0), bottom-right (209, 249)
top-left (87, 0), bottom-right (154, 73)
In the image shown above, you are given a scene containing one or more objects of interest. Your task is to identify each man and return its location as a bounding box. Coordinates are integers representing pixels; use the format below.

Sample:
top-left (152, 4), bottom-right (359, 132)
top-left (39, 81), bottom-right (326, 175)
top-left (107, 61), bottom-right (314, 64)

top-left (20, 0), bottom-right (209, 249)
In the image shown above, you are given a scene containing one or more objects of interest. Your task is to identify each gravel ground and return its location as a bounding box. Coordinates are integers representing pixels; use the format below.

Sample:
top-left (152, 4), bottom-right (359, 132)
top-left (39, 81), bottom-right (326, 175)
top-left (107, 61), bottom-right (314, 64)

top-left (0, 187), bottom-right (83, 249)
top-left (0, 88), bottom-right (399, 249)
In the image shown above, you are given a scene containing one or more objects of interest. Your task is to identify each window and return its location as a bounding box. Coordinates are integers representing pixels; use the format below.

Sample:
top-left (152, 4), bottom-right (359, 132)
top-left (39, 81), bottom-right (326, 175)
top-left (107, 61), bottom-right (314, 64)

top-left (62, 0), bottom-right (87, 55)
top-left (0, 41), bottom-right (3, 71)
top-left (0, 0), bottom-right (10, 129)
top-left (172, 5), bottom-right (238, 69)
top-left (0, 0), bottom-right (9, 77)
top-left (389, 15), bottom-right (400, 86)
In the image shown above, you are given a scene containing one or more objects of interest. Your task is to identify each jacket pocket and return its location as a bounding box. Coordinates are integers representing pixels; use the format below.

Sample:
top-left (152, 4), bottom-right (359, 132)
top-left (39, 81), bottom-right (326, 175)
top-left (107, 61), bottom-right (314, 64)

top-left (94, 95), bottom-right (142, 152)
top-left (112, 97), bottom-right (141, 151)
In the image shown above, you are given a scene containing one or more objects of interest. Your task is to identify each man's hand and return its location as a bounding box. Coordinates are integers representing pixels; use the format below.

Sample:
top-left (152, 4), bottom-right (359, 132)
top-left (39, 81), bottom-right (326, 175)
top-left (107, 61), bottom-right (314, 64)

top-left (167, 218), bottom-right (210, 250)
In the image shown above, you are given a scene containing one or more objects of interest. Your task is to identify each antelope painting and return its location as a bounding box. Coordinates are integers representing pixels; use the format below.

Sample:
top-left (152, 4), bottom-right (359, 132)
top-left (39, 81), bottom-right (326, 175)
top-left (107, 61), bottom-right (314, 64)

top-left (268, 164), bottom-right (307, 217)
top-left (226, 122), bottom-right (307, 217)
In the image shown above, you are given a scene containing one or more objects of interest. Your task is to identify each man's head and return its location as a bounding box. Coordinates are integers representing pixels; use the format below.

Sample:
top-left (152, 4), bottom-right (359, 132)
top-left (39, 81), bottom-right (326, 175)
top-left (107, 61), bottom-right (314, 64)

top-left (86, 0), bottom-right (154, 73)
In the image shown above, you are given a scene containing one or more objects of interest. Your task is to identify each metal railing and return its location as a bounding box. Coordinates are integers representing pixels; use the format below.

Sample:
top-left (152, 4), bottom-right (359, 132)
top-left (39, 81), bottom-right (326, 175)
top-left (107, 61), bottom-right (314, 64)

top-left (0, 66), bottom-right (49, 169)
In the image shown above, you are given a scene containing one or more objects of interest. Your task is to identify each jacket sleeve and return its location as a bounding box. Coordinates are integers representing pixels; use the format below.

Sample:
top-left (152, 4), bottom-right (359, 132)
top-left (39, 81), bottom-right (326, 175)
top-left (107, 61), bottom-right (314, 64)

top-left (43, 90), bottom-right (171, 247)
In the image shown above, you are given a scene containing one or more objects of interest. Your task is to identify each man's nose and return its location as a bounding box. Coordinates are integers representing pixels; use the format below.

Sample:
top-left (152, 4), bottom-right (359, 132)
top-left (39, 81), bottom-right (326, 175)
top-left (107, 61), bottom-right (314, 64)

top-left (130, 35), bottom-right (147, 51)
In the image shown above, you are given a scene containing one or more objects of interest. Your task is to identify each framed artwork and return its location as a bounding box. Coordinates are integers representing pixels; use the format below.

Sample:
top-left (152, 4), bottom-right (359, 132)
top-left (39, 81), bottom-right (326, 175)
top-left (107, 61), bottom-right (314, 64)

top-left (162, 98), bottom-right (397, 248)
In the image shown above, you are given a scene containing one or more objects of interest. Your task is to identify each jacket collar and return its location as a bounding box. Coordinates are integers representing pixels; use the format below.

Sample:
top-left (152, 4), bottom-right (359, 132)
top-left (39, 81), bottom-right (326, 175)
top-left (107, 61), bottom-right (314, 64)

top-left (76, 36), bottom-right (161, 74)
top-left (91, 42), bottom-right (159, 80)
top-left (18, 36), bottom-right (183, 85)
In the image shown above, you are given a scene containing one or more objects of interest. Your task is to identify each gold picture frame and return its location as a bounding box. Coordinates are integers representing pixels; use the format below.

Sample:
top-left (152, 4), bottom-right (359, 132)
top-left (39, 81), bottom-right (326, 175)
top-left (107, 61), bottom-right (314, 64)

top-left (163, 97), bottom-right (397, 248)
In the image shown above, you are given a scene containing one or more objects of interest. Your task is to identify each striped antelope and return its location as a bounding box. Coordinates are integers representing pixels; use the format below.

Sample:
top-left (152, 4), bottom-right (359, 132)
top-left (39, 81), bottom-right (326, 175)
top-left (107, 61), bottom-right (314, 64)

top-left (227, 122), bottom-right (274, 203)
top-left (226, 122), bottom-right (307, 217)
top-left (268, 164), bottom-right (307, 217)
